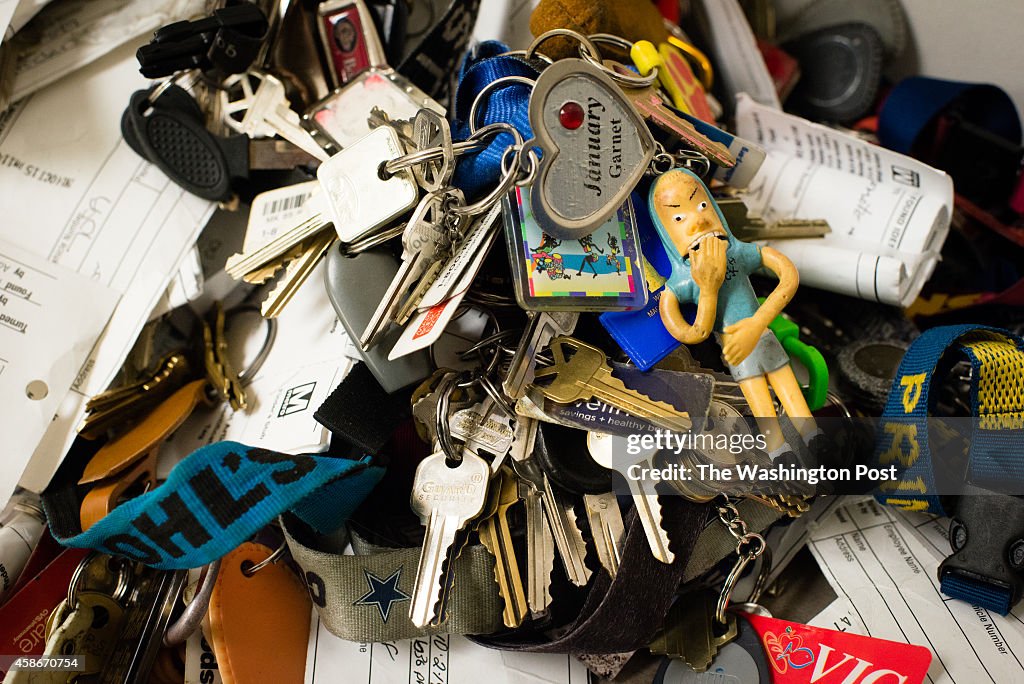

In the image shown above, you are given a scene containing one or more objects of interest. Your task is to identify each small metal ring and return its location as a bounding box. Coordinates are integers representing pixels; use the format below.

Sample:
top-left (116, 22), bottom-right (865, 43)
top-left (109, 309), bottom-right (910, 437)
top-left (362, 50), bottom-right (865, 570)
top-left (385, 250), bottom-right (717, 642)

top-left (68, 554), bottom-right (133, 608)
top-left (450, 145), bottom-right (525, 217)
top-left (242, 542), bottom-right (287, 577)
top-left (478, 373), bottom-right (515, 418)
top-left (468, 76), bottom-right (536, 135)
top-left (383, 138), bottom-right (486, 177)
top-left (163, 560), bottom-right (221, 646)
top-left (825, 390), bottom-right (853, 419)
top-left (226, 306), bottom-right (277, 388)
top-left (495, 49), bottom-right (554, 66)
top-left (526, 29), bottom-right (601, 64)
top-left (435, 372), bottom-right (464, 464)
top-left (578, 34), bottom-right (659, 88)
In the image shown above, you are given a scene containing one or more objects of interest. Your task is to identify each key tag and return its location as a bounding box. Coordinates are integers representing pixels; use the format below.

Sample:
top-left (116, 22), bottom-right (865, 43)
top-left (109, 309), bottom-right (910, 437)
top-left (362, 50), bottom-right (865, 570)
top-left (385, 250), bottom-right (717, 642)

top-left (503, 186), bottom-right (648, 311)
top-left (739, 613), bottom-right (932, 683)
top-left (522, 33), bottom-right (656, 240)
top-left (207, 542), bottom-right (310, 684)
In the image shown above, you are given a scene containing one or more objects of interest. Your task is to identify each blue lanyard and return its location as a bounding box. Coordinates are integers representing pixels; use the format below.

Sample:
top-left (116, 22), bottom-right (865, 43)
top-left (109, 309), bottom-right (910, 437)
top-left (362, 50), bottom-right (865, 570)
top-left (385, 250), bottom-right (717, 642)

top-left (451, 41), bottom-right (539, 198)
top-left (51, 441), bottom-right (384, 570)
top-left (875, 324), bottom-right (1024, 515)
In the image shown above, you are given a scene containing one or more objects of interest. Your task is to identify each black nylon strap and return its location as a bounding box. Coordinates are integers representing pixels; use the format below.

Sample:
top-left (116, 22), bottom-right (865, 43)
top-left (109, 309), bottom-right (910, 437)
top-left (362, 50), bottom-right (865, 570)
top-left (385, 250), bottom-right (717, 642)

top-left (475, 497), bottom-right (710, 654)
top-left (314, 362), bottom-right (411, 455)
top-left (396, 0), bottom-right (481, 101)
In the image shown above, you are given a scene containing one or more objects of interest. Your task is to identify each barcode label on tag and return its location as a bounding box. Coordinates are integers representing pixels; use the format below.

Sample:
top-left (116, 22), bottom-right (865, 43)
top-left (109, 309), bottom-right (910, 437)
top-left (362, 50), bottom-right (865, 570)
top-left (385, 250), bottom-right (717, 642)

top-left (263, 191), bottom-right (310, 217)
top-left (245, 181), bottom-right (320, 253)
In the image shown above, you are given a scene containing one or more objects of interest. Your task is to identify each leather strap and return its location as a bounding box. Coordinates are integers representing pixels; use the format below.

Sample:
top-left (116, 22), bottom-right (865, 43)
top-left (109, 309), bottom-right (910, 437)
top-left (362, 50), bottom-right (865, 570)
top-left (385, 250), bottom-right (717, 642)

top-left (208, 541), bottom-right (310, 684)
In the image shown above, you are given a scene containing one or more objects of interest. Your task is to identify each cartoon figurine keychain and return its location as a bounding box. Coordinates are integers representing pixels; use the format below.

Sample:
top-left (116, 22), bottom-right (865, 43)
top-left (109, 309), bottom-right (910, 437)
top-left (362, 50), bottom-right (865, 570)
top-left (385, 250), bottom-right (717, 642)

top-left (649, 168), bottom-right (817, 458)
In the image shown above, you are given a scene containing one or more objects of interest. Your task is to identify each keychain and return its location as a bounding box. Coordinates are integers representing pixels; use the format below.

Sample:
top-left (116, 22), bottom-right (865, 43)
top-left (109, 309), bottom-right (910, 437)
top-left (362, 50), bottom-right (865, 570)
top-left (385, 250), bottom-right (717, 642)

top-left (648, 168), bottom-right (818, 458)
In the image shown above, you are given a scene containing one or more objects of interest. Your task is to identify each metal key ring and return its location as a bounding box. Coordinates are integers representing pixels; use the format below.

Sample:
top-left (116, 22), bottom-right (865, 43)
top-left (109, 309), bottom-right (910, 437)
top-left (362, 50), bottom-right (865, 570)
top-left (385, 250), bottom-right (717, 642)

top-left (340, 223), bottom-right (406, 256)
top-left (450, 143), bottom-right (527, 217)
top-left (163, 559), bottom-right (221, 646)
top-left (435, 372), bottom-right (464, 464)
top-left (525, 29), bottom-right (601, 65)
top-left (382, 138), bottom-right (486, 177)
top-left (224, 305), bottom-right (278, 388)
top-left (68, 554), bottom-right (133, 609)
top-left (495, 49), bottom-right (554, 65)
top-left (578, 34), bottom-right (659, 88)
top-left (468, 76), bottom-right (536, 135)
top-left (500, 143), bottom-right (539, 188)
top-left (242, 541), bottom-right (287, 576)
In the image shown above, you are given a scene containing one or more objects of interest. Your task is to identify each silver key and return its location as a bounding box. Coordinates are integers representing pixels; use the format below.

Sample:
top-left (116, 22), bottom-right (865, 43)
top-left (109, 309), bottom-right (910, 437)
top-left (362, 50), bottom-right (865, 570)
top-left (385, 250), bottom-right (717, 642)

top-left (411, 109), bottom-right (455, 192)
top-left (510, 453), bottom-right (591, 587)
top-left (221, 71), bottom-right (330, 162)
top-left (360, 190), bottom-right (464, 349)
top-left (583, 491), bottom-right (625, 577)
top-left (520, 479), bottom-right (555, 618)
top-left (503, 311), bottom-right (579, 401)
top-left (318, 125), bottom-right (421, 244)
top-left (409, 451), bottom-right (490, 627)
top-left (589, 431), bottom-right (674, 564)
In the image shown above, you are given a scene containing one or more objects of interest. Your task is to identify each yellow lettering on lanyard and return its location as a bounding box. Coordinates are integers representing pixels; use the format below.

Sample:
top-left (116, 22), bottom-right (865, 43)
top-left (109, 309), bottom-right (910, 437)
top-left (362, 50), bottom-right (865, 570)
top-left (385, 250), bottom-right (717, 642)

top-left (900, 374), bottom-right (927, 413)
top-left (880, 423), bottom-right (919, 467)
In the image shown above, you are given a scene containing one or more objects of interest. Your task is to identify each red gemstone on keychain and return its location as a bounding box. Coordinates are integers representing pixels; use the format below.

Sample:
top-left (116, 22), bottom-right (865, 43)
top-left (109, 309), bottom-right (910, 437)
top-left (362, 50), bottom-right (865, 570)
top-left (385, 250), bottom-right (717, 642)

top-left (558, 101), bottom-right (584, 130)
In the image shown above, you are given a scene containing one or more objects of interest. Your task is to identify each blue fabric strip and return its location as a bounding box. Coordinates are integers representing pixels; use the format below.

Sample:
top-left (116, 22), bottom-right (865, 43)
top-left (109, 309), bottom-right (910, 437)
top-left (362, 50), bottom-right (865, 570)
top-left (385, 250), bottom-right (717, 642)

top-left (451, 44), bottom-right (540, 198)
top-left (878, 76), bottom-right (1021, 154)
top-left (874, 325), bottom-right (1022, 515)
top-left (54, 441), bottom-right (383, 570)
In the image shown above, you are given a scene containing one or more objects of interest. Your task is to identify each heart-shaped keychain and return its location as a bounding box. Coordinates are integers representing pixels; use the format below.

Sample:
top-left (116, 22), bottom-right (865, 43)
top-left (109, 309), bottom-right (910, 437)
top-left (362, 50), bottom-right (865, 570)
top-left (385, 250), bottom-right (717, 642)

top-left (526, 58), bottom-right (655, 240)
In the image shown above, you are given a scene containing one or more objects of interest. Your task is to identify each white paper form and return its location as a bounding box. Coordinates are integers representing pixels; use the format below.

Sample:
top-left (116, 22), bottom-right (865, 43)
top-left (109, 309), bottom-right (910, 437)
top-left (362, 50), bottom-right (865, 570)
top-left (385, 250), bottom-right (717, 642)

top-left (0, 43), bottom-right (215, 493)
top-left (734, 94), bottom-right (954, 307)
top-left (305, 613), bottom-right (591, 684)
top-left (0, 238), bottom-right (117, 506)
top-left (805, 498), bottom-right (1024, 683)
top-left (4, 0), bottom-right (209, 106)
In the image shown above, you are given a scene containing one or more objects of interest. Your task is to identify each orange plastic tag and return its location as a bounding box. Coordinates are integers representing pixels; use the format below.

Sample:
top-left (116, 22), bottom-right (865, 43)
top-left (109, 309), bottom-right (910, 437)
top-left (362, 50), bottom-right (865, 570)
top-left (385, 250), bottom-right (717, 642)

top-left (208, 542), bottom-right (311, 684)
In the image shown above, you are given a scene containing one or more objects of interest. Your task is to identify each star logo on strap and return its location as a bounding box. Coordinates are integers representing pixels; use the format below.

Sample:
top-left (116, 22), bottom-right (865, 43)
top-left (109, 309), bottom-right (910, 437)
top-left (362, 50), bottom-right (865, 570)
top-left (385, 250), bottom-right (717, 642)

top-left (354, 567), bottom-right (411, 623)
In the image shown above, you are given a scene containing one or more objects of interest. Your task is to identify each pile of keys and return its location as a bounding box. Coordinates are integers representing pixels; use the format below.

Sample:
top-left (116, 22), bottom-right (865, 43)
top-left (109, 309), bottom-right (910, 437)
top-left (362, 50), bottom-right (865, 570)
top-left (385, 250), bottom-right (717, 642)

top-left (11, 0), bottom-right (962, 682)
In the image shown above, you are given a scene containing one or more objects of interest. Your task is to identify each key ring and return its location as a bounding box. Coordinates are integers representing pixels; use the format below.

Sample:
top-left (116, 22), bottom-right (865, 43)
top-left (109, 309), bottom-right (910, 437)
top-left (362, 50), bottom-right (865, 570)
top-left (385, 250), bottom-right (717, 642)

top-left (163, 559), bottom-right (221, 646)
top-left (225, 305), bottom-right (277, 388)
top-left (714, 497), bottom-right (771, 624)
top-left (525, 29), bottom-right (602, 65)
top-left (581, 34), bottom-right (659, 88)
top-left (468, 77), bottom-right (536, 135)
top-left (67, 553), bottom-right (133, 609)
top-left (435, 371), bottom-right (465, 465)
top-left (242, 540), bottom-right (288, 576)
top-left (450, 142), bottom-right (530, 217)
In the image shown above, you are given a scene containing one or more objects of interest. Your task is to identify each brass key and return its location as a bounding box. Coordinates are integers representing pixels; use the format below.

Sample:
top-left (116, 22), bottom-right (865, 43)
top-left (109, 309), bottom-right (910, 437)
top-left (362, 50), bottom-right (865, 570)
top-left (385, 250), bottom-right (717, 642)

top-left (649, 590), bottom-right (739, 672)
top-left (614, 66), bottom-right (734, 168)
top-left (531, 337), bottom-right (692, 433)
top-left (477, 467), bottom-right (528, 628)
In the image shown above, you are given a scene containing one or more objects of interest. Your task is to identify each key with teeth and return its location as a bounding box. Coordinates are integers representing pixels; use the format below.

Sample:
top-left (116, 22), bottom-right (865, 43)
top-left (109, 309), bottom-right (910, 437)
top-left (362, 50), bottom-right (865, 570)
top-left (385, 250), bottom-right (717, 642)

top-left (477, 467), bottom-right (529, 628)
top-left (531, 337), bottom-right (692, 433)
top-left (503, 311), bottom-right (579, 401)
top-left (408, 451), bottom-right (490, 628)
top-left (360, 189), bottom-right (465, 350)
top-left (220, 71), bottom-right (330, 162)
top-left (588, 431), bottom-right (674, 564)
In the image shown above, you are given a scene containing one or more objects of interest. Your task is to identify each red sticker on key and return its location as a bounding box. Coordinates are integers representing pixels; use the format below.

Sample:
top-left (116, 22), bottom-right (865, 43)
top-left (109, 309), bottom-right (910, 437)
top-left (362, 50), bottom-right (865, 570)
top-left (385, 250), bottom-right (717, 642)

top-left (742, 613), bottom-right (932, 683)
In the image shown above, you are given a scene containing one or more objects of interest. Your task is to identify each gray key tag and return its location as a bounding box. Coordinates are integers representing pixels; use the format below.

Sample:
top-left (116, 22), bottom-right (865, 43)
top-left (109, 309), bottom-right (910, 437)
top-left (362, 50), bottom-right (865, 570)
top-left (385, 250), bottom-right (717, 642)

top-left (526, 59), bottom-right (656, 240)
top-left (317, 126), bottom-right (420, 242)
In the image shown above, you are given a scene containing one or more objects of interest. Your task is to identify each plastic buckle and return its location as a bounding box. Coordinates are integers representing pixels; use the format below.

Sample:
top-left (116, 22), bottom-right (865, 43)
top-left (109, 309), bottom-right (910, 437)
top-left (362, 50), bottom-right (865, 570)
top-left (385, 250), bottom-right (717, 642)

top-left (938, 491), bottom-right (1024, 615)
